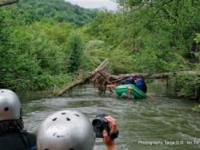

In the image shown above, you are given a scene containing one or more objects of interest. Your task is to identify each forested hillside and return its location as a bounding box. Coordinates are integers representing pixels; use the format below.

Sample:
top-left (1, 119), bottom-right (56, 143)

top-left (0, 0), bottom-right (96, 91)
top-left (0, 0), bottom-right (200, 99)
top-left (13, 0), bottom-right (96, 25)
top-left (85, 0), bottom-right (200, 99)
top-left (86, 0), bottom-right (200, 73)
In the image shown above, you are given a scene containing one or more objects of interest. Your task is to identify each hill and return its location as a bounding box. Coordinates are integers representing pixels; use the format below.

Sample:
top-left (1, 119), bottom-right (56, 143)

top-left (10, 0), bottom-right (97, 26)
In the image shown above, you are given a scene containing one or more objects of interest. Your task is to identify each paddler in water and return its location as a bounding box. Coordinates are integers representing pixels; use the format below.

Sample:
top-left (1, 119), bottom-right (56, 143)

top-left (0, 89), bottom-right (36, 150)
top-left (134, 75), bottom-right (147, 93)
top-left (121, 75), bottom-right (147, 93)
top-left (121, 76), bottom-right (135, 85)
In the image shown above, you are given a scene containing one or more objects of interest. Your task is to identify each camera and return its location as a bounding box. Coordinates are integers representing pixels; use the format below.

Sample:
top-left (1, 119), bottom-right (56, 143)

top-left (92, 114), bottom-right (110, 138)
top-left (92, 114), bottom-right (118, 139)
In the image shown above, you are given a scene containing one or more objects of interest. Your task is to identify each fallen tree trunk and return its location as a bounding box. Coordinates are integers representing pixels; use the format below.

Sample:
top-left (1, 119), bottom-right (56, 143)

top-left (58, 58), bottom-right (200, 96)
top-left (115, 71), bottom-right (200, 81)
top-left (0, 0), bottom-right (18, 7)
top-left (57, 59), bottom-right (109, 96)
top-left (57, 79), bottom-right (90, 96)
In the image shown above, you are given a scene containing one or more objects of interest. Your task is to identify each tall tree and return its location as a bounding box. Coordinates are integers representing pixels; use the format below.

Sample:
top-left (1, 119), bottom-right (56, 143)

top-left (66, 33), bottom-right (84, 73)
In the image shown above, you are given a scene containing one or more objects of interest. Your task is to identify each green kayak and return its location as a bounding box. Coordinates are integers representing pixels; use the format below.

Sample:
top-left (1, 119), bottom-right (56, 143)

top-left (115, 84), bottom-right (145, 99)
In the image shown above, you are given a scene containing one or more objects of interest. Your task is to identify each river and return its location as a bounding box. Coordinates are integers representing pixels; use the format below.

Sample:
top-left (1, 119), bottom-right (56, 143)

top-left (21, 85), bottom-right (200, 150)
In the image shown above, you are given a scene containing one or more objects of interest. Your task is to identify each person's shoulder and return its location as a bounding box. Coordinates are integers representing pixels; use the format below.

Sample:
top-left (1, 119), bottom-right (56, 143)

top-left (0, 131), bottom-right (36, 150)
top-left (22, 131), bottom-right (37, 148)
top-left (23, 131), bottom-right (36, 140)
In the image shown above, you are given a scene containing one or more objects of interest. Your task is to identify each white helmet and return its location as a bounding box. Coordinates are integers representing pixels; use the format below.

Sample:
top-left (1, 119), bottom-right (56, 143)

top-left (0, 89), bottom-right (21, 121)
top-left (37, 110), bottom-right (96, 150)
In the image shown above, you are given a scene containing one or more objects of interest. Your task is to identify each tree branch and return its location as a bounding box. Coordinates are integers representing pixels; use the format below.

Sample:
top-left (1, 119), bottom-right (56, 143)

top-left (0, 0), bottom-right (18, 7)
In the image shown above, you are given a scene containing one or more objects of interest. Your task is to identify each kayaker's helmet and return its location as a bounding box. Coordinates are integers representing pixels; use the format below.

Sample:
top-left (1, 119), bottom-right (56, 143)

top-left (37, 110), bottom-right (96, 150)
top-left (0, 89), bottom-right (21, 121)
top-left (127, 86), bottom-right (133, 94)
top-left (131, 76), bottom-right (136, 81)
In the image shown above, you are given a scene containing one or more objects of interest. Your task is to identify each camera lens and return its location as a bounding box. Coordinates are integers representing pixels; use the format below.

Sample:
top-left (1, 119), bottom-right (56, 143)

top-left (92, 114), bottom-right (109, 138)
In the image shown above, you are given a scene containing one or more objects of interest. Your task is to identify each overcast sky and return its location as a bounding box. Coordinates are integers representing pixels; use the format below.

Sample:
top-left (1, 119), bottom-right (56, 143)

top-left (65, 0), bottom-right (118, 11)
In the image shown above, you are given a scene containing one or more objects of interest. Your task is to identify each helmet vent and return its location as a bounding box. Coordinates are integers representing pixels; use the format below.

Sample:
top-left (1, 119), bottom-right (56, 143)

top-left (4, 107), bottom-right (9, 111)
top-left (66, 117), bottom-right (71, 121)
top-left (75, 114), bottom-right (80, 117)
top-left (52, 118), bottom-right (57, 121)
top-left (61, 112), bottom-right (66, 115)
top-left (53, 132), bottom-right (56, 136)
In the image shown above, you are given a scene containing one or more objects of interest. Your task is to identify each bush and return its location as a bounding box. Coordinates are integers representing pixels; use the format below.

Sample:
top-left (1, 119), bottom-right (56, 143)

top-left (66, 33), bottom-right (84, 73)
top-left (174, 75), bottom-right (200, 99)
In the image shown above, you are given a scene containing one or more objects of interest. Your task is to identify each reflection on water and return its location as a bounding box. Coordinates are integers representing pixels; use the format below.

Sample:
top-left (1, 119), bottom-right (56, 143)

top-left (22, 92), bottom-right (200, 150)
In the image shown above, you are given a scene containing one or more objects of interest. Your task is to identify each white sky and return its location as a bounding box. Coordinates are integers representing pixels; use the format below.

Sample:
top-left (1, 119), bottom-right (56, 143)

top-left (65, 0), bottom-right (118, 11)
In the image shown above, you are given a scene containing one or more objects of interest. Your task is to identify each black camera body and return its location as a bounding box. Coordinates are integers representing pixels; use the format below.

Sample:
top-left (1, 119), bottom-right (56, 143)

top-left (92, 114), bottom-right (110, 138)
top-left (92, 114), bottom-right (118, 140)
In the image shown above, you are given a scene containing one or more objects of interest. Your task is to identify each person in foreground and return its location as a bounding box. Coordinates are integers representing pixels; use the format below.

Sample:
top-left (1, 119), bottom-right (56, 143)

top-left (0, 89), bottom-right (36, 150)
top-left (37, 110), bottom-right (118, 150)
top-left (100, 115), bottom-right (118, 150)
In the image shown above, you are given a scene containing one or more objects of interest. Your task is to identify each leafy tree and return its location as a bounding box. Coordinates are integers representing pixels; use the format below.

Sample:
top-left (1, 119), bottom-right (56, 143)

top-left (8, 0), bottom-right (97, 26)
top-left (66, 33), bottom-right (84, 73)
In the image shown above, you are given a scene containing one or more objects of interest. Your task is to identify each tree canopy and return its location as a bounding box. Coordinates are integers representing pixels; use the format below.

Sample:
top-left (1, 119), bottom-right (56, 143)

top-left (1, 0), bottom-right (200, 98)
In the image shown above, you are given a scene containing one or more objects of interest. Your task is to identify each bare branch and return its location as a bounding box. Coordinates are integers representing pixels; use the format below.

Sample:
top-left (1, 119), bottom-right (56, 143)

top-left (0, 0), bottom-right (18, 7)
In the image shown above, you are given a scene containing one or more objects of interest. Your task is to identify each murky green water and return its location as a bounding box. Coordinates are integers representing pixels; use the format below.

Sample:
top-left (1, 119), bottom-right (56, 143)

top-left (22, 86), bottom-right (200, 150)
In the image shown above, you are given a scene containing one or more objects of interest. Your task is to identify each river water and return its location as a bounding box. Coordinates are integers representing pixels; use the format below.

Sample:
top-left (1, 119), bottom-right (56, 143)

top-left (21, 86), bottom-right (200, 150)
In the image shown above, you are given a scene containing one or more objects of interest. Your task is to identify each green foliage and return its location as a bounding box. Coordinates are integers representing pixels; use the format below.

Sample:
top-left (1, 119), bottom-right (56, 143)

top-left (132, 49), bottom-right (188, 73)
top-left (66, 33), bottom-right (84, 73)
top-left (5, 0), bottom-right (97, 26)
top-left (194, 33), bottom-right (200, 44)
top-left (86, 12), bottom-right (123, 46)
top-left (192, 105), bottom-right (200, 112)
top-left (86, 0), bottom-right (200, 74)
top-left (1, 0), bottom-right (200, 99)
top-left (174, 75), bottom-right (200, 98)
top-left (0, 2), bottom-right (85, 91)
top-left (84, 40), bottom-right (108, 65)
top-left (28, 21), bottom-right (75, 46)
top-left (0, 0), bottom-right (107, 92)
top-left (109, 48), bottom-right (134, 73)
top-left (83, 0), bottom-right (200, 100)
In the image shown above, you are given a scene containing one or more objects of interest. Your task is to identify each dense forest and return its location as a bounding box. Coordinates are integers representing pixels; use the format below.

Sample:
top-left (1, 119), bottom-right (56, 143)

top-left (0, 0), bottom-right (97, 91)
top-left (0, 0), bottom-right (200, 100)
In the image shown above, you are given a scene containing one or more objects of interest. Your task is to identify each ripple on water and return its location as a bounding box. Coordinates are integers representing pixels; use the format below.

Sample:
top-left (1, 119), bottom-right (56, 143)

top-left (23, 96), bottom-right (200, 150)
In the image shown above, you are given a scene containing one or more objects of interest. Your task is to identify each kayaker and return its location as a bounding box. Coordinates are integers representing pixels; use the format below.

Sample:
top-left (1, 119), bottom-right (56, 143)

top-left (37, 110), bottom-right (118, 150)
top-left (134, 75), bottom-right (147, 93)
top-left (0, 89), bottom-right (36, 150)
top-left (120, 75), bottom-right (147, 93)
top-left (121, 76), bottom-right (135, 85)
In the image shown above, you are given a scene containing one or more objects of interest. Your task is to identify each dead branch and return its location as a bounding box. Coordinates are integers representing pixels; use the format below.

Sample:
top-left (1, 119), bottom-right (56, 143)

top-left (57, 59), bottom-right (109, 96)
top-left (57, 58), bottom-right (200, 97)
top-left (0, 0), bottom-right (18, 7)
